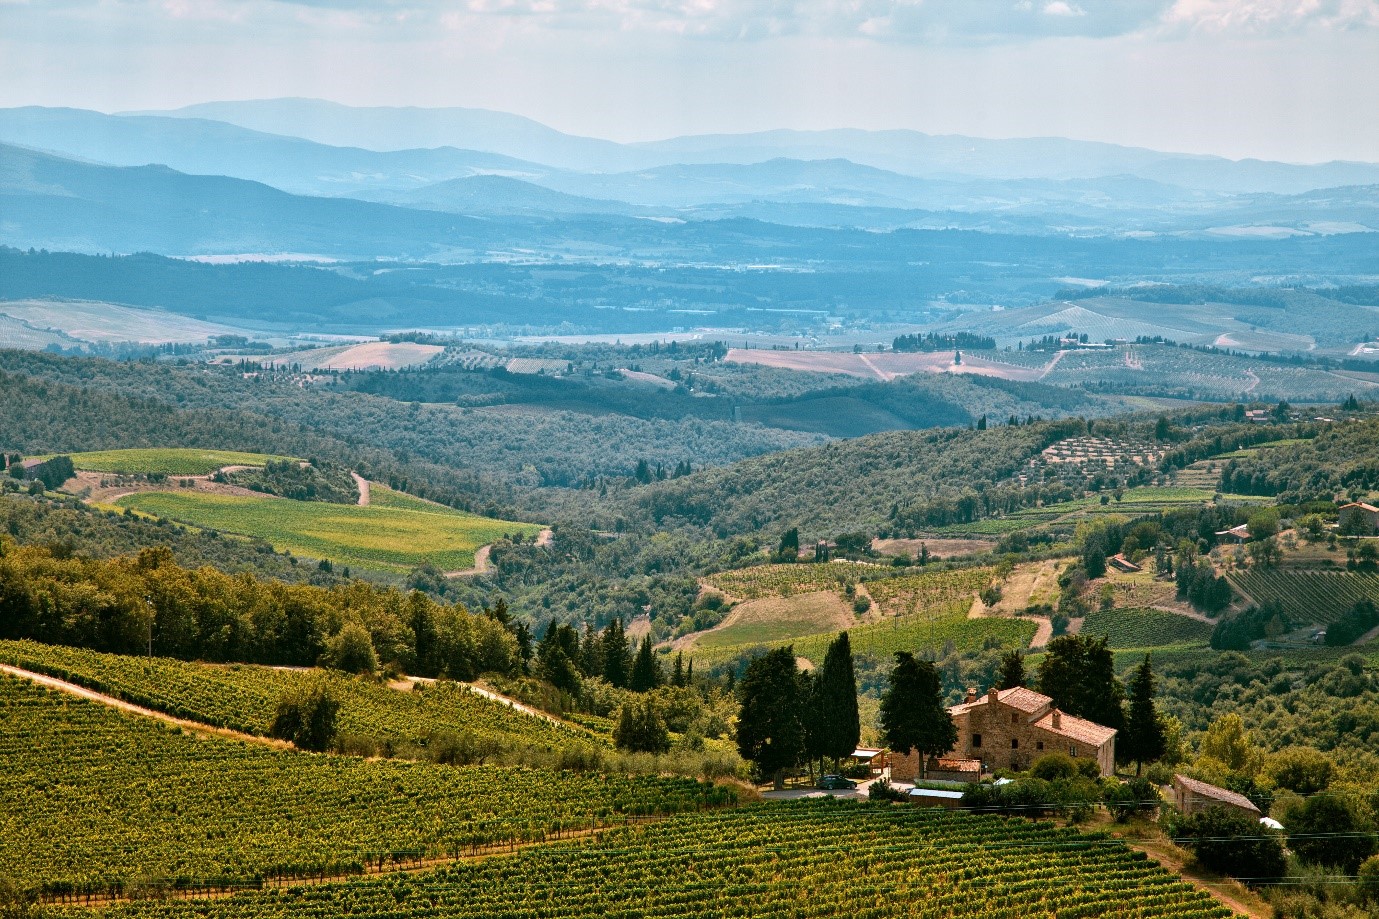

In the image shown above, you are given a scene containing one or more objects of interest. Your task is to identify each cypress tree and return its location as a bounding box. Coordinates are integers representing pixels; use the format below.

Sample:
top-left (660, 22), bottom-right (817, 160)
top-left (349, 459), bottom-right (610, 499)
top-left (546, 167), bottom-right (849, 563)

top-left (671, 651), bottom-right (685, 687)
top-left (629, 635), bottom-right (662, 693)
top-left (813, 632), bottom-right (861, 770)
top-left (601, 619), bottom-right (632, 688)
top-left (1121, 655), bottom-right (1165, 773)
top-left (997, 650), bottom-right (1026, 690)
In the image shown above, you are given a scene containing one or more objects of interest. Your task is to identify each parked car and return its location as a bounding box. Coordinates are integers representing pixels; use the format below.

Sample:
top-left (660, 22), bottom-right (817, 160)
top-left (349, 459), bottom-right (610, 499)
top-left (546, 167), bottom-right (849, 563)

top-left (818, 775), bottom-right (857, 790)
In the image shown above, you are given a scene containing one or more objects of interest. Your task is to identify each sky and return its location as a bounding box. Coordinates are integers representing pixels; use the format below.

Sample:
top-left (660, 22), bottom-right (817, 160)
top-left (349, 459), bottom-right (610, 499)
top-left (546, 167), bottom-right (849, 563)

top-left (3, 0), bottom-right (1378, 163)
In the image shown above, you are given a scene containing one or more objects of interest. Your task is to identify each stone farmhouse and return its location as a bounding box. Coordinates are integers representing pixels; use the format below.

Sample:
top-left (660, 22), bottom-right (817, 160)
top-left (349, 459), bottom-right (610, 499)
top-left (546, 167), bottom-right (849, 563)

top-left (1338, 502), bottom-right (1379, 533)
top-left (1171, 774), bottom-right (1260, 818)
top-left (892, 686), bottom-right (1117, 781)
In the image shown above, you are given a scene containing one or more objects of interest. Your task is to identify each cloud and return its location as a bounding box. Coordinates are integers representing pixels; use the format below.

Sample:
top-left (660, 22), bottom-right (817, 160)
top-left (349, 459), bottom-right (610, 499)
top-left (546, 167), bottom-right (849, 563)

top-left (1162, 0), bottom-right (1379, 33)
top-left (264, 0), bottom-right (1172, 43)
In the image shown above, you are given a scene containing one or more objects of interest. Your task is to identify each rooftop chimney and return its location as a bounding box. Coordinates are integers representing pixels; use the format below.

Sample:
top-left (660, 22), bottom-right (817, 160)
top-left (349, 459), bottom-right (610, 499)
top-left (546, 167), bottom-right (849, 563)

top-left (1051, 709), bottom-right (1062, 730)
top-left (965, 687), bottom-right (977, 704)
top-left (987, 687), bottom-right (999, 705)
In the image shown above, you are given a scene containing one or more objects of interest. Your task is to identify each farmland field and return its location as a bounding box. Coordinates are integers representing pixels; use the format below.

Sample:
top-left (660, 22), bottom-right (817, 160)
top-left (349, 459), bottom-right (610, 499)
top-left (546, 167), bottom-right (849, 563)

top-left (113, 491), bottom-right (541, 572)
top-left (59, 448), bottom-right (294, 476)
top-left (70, 799), bottom-right (1234, 919)
top-left (723, 347), bottom-right (1048, 382)
top-left (1079, 608), bottom-right (1214, 649)
top-left (0, 640), bottom-right (597, 752)
top-left (0, 299), bottom-right (253, 345)
top-left (0, 675), bottom-right (733, 898)
top-left (1228, 568), bottom-right (1379, 626)
top-left (264, 342), bottom-right (444, 371)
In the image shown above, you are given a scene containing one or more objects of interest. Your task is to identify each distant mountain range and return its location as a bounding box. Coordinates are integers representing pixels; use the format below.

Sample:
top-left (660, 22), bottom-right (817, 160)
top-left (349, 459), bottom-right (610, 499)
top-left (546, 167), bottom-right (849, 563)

top-left (134, 98), bottom-right (1379, 195)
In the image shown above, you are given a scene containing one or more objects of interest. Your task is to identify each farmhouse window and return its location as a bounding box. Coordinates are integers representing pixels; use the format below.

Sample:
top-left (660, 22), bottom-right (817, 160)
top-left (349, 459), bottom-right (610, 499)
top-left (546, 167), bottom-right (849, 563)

top-left (1011, 714), bottom-right (1019, 724)
top-left (971, 733), bottom-right (982, 749)
top-left (1069, 746), bottom-right (1077, 757)
top-left (1036, 741), bottom-right (1044, 751)
top-left (1011, 739), bottom-right (1019, 750)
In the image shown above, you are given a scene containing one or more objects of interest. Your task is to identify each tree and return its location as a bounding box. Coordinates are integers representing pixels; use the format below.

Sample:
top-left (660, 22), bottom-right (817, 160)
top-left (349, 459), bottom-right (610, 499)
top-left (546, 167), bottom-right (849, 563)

top-left (1199, 713), bottom-right (1260, 776)
top-left (613, 699), bottom-right (670, 754)
top-left (321, 622), bottom-right (378, 674)
top-left (736, 647), bottom-right (806, 790)
top-left (1284, 793), bottom-right (1376, 872)
top-left (879, 651), bottom-right (957, 780)
top-left (810, 633), bottom-right (861, 770)
top-left (629, 635), bottom-right (663, 692)
top-left (601, 618), bottom-right (632, 688)
top-left (1120, 656), bottom-right (1165, 774)
top-left (1168, 806), bottom-right (1285, 885)
top-left (1263, 747), bottom-right (1334, 795)
top-left (1035, 634), bottom-right (1125, 733)
top-left (270, 678), bottom-right (340, 752)
top-left (1246, 509), bottom-right (1279, 542)
top-left (671, 651), bottom-right (685, 687)
top-left (997, 650), bottom-right (1026, 690)
top-left (776, 527), bottom-right (800, 562)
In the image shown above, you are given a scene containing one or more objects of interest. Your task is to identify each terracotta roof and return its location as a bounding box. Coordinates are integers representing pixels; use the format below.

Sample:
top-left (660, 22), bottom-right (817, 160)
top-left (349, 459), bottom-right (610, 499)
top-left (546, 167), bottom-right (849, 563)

top-left (1340, 502), bottom-right (1379, 513)
top-left (1174, 775), bottom-right (1260, 814)
top-left (950, 686), bottom-right (1053, 717)
top-left (1033, 710), bottom-right (1117, 747)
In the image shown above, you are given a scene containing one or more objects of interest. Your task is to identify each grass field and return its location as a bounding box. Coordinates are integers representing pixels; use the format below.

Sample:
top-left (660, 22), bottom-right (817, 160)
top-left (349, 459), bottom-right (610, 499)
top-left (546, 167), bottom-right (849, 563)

top-left (113, 491), bottom-right (542, 572)
top-left (57, 448), bottom-right (294, 476)
top-left (1079, 607), bottom-right (1214, 649)
top-left (368, 484), bottom-right (466, 514)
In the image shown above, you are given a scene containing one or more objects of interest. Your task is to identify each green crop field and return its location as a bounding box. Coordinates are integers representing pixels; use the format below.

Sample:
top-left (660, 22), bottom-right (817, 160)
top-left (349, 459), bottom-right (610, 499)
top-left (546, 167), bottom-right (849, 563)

top-left (0, 641), bottom-right (597, 753)
top-left (72, 800), bottom-right (1234, 919)
top-left (0, 675), bottom-right (734, 899)
top-left (1228, 568), bottom-right (1379, 626)
top-left (368, 483), bottom-right (466, 514)
top-left (1078, 608), bottom-right (1214, 649)
top-left (58, 448), bottom-right (294, 476)
top-left (113, 491), bottom-right (542, 572)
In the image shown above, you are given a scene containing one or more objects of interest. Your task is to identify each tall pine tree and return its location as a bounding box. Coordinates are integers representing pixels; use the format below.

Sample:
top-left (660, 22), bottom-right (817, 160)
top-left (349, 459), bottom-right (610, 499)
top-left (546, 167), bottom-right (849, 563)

top-left (1036, 634), bottom-right (1125, 733)
top-left (601, 619), bottom-right (632, 688)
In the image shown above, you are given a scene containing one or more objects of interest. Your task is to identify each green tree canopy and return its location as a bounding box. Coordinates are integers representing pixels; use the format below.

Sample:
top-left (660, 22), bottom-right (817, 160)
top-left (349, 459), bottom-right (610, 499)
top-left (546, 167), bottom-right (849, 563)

top-left (879, 651), bottom-right (957, 780)
top-left (736, 647), bottom-right (805, 789)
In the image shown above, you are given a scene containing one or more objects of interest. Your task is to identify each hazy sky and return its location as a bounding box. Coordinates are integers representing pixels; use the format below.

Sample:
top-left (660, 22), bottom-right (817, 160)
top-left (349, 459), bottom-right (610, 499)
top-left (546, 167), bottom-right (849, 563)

top-left (3, 0), bottom-right (1378, 163)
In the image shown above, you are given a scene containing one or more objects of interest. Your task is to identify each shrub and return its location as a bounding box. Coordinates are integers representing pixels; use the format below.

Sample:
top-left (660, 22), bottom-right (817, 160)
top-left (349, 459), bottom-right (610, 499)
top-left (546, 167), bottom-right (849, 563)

top-left (270, 679), bottom-right (341, 752)
top-left (1168, 806), bottom-right (1285, 885)
top-left (321, 622), bottom-right (378, 675)
top-left (868, 778), bottom-right (907, 802)
top-left (1030, 752), bottom-right (1078, 781)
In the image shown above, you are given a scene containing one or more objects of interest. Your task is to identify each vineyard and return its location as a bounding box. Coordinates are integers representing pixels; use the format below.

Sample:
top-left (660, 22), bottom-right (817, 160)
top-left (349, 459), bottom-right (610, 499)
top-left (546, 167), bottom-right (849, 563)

top-left (1078, 608), bottom-right (1214, 649)
top-left (865, 567), bottom-right (993, 618)
top-left (704, 561), bottom-right (886, 600)
top-left (0, 675), bottom-right (733, 898)
top-left (58, 448), bottom-right (294, 476)
top-left (0, 641), bottom-right (598, 753)
top-left (73, 800), bottom-right (1237, 919)
top-left (1228, 568), bottom-right (1379, 626)
top-left (113, 490), bottom-right (541, 572)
